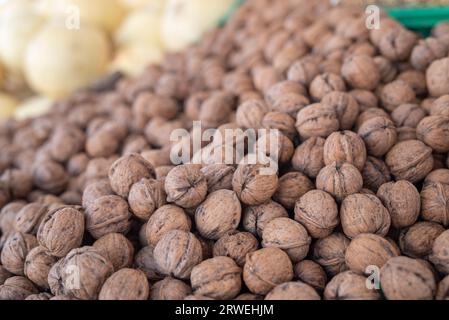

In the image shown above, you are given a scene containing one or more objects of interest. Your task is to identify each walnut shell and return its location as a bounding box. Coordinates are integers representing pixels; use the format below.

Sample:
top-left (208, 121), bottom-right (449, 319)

top-left (0, 169), bottom-right (33, 199)
top-left (24, 246), bottom-right (57, 289)
top-left (340, 193), bottom-right (391, 238)
top-left (294, 260), bottom-right (327, 292)
top-left (262, 217), bottom-right (311, 263)
top-left (191, 256), bottom-right (241, 300)
top-left (25, 293), bottom-right (53, 300)
top-left (146, 205), bottom-right (191, 246)
top-left (128, 178), bottom-right (166, 221)
top-left (417, 115), bottom-right (449, 153)
top-left (232, 162), bottom-right (278, 206)
top-left (14, 203), bottom-right (48, 235)
top-left (316, 162), bottom-right (363, 201)
top-left (377, 180), bottom-right (420, 229)
top-left (236, 99), bottom-right (268, 130)
top-left (265, 80), bottom-right (307, 107)
top-left (0, 265), bottom-right (12, 285)
top-left (430, 95), bottom-right (449, 116)
top-left (85, 195), bottom-right (131, 239)
top-left (33, 161), bottom-right (69, 195)
top-left (265, 281), bottom-right (320, 300)
top-left (349, 89), bottom-right (378, 112)
top-left (313, 232), bottom-right (350, 276)
top-left (420, 179), bottom-right (449, 227)
top-left (342, 55), bottom-right (380, 90)
top-left (321, 91), bottom-right (360, 130)
top-left (134, 246), bottom-right (164, 281)
top-left (273, 172), bottom-right (314, 209)
top-left (381, 80), bottom-right (416, 112)
top-left (1, 232), bottom-right (38, 275)
top-left (381, 256), bottom-right (436, 300)
top-left (153, 230), bottom-right (203, 280)
top-left (81, 179), bottom-right (113, 210)
top-left (436, 276), bottom-right (449, 300)
top-left (391, 104), bottom-right (427, 128)
top-left (0, 201), bottom-right (26, 234)
top-left (150, 277), bottom-right (192, 300)
top-left (243, 247), bottom-right (293, 295)
top-left (99, 268), bottom-right (149, 300)
top-left (309, 73), bottom-right (346, 101)
top-left (242, 200), bottom-right (288, 237)
top-left (399, 222), bottom-right (445, 259)
top-left (411, 38), bottom-right (448, 71)
top-left (262, 111), bottom-right (297, 141)
top-left (323, 131), bottom-right (366, 171)
top-left (48, 124), bottom-right (85, 162)
top-left (296, 103), bottom-right (340, 140)
top-left (287, 58), bottom-right (320, 86)
top-left (324, 271), bottom-right (380, 300)
top-left (378, 27), bottom-right (417, 61)
top-left (292, 137), bottom-right (325, 178)
top-left (165, 164), bottom-right (207, 209)
top-left (385, 140), bottom-right (433, 183)
top-left (108, 154), bottom-right (156, 198)
top-left (430, 230), bottom-right (449, 274)
top-left (361, 156), bottom-right (391, 192)
top-left (358, 116), bottom-right (397, 157)
top-left (48, 246), bottom-right (114, 300)
top-left (427, 57), bottom-right (449, 97)
top-left (294, 190), bottom-right (339, 239)
top-left (0, 276), bottom-right (38, 300)
top-left (270, 93), bottom-right (310, 118)
top-left (345, 234), bottom-right (400, 275)
top-left (200, 164), bottom-right (235, 193)
top-left (213, 232), bottom-right (258, 267)
top-left (93, 233), bottom-right (134, 271)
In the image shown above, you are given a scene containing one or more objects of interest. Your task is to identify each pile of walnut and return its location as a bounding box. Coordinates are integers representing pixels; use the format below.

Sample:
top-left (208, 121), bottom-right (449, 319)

top-left (1, 0), bottom-right (449, 300)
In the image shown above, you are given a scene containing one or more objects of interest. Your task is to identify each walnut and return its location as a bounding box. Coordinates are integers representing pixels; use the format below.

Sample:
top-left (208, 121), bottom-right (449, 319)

top-left (0, 265), bottom-right (12, 285)
top-left (1, 232), bottom-right (38, 276)
top-left (199, 92), bottom-right (233, 128)
top-left (287, 57), bottom-right (320, 86)
top-left (0, 169), bottom-right (33, 199)
top-left (243, 247), bottom-right (293, 295)
top-left (273, 172), bottom-right (314, 210)
top-left (270, 93), bottom-right (310, 118)
top-left (265, 281), bottom-right (320, 300)
top-left (82, 179), bottom-right (113, 209)
top-left (14, 203), bottom-right (48, 235)
top-left (265, 80), bottom-right (307, 107)
top-left (85, 157), bottom-right (116, 183)
top-left (153, 230), bottom-right (203, 280)
top-left (321, 92), bottom-right (360, 130)
top-left (381, 256), bottom-right (436, 300)
top-left (93, 233), bottom-right (134, 271)
top-left (385, 140), bottom-right (433, 183)
top-left (150, 277), bottom-right (192, 300)
top-left (252, 65), bottom-right (282, 92)
top-left (349, 89), bottom-right (378, 112)
top-left (340, 193), bottom-right (391, 238)
top-left (430, 230), bottom-right (449, 274)
top-left (25, 293), bottom-right (53, 300)
top-left (294, 260), bottom-right (327, 292)
top-left (426, 57), bottom-right (449, 97)
top-left (23, 246), bottom-right (57, 289)
top-left (316, 162), bottom-right (363, 201)
top-left (235, 99), bottom-right (268, 129)
top-left (191, 256), bottom-right (241, 300)
top-left (356, 108), bottom-right (390, 130)
top-left (242, 200), bottom-right (288, 237)
top-left (108, 153), bottom-right (156, 198)
top-left (309, 73), bottom-right (346, 101)
top-left (378, 27), bottom-right (417, 61)
top-left (323, 131), bottom-right (366, 171)
top-left (200, 164), bottom-right (235, 192)
top-left (376, 180), bottom-right (420, 229)
top-left (391, 104), bottom-right (427, 128)
top-left (313, 232), bottom-right (350, 276)
top-left (436, 276), bottom-right (449, 300)
top-left (146, 205), bottom-right (191, 246)
top-left (213, 232), bottom-right (258, 267)
top-left (430, 95), bottom-right (449, 116)
top-left (0, 276), bottom-right (38, 300)
top-left (85, 195), bottom-right (131, 239)
top-left (0, 201), bottom-right (26, 234)
top-left (128, 178), bottom-right (166, 221)
top-left (48, 246), bottom-right (114, 300)
top-left (195, 190), bottom-right (241, 240)
top-left (362, 156), bottom-right (391, 192)
top-left (324, 271), bottom-right (380, 300)
top-left (380, 80), bottom-right (416, 112)
top-left (342, 55), bottom-right (380, 90)
top-left (291, 137), bottom-right (325, 178)
top-left (399, 222), bottom-right (445, 259)
top-left (345, 234), bottom-right (399, 275)
top-left (417, 116), bottom-right (449, 153)
top-left (99, 268), bottom-right (149, 300)
top-left (165, 164), bottom-right (207, 209)
top-left (420, 169), bottom-right (449, 226)
top-left (134, 246), bottom-right (164, 281)
top-left (232, 162), bottom-right (278, 206)
top-left (294, 190), bottom-right (339, 239)
top-left (358, 116), bottom-right (398, 157)
top-left (48, 124), bottom-right (85, 162)
top-left (33, 160), bottom-right (69, 195)
top-left (133, 92), bottom-right (178, 120)
top-left (262, 111), bottom-right (297, 141)
top-left (261, 217), bottom-right (311, 263)
top-left (296, 103), bottom-right (340, 140)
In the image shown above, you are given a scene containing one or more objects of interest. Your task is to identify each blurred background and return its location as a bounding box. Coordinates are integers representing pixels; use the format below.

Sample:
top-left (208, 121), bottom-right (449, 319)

top-left (1, 0), bottom-right (448, 121)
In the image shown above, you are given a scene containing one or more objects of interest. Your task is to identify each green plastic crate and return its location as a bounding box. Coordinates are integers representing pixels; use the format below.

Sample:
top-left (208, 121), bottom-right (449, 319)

top-left (385, 6), bottom-right (449, 36)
